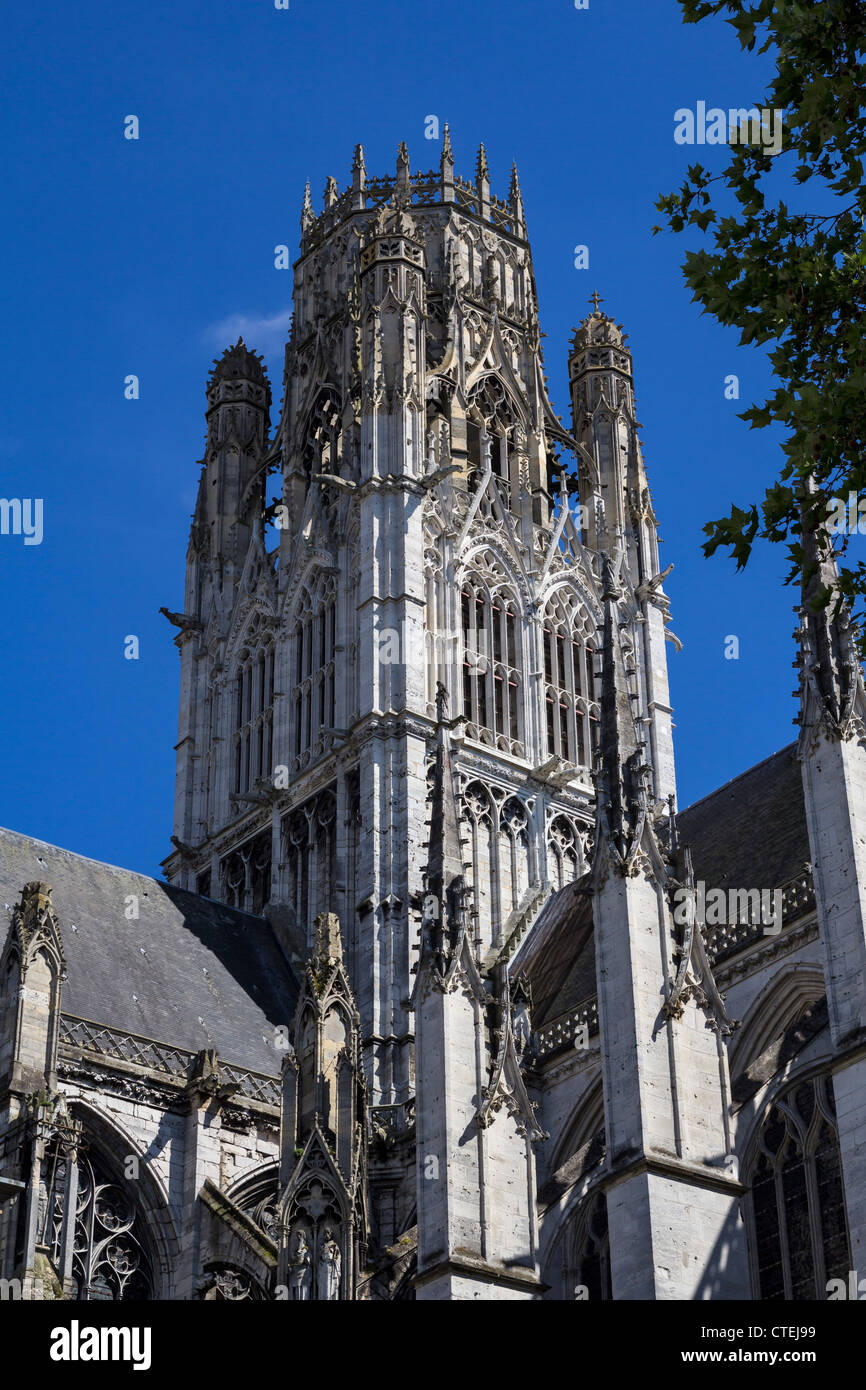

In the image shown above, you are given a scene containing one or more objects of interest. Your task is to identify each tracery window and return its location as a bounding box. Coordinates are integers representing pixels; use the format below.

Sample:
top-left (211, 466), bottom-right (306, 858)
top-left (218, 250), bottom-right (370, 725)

top-left (466, 376), bottom-right (518, 509)
top-left (461, 782), bottom-right (533, 952)
top-left (302, 389), bottom-right (343, 480)
top-left (746, 1074), bottom-right (850, 1300)
top-left (461, 569), bottom-right (524, 757)
top-left (547, 814), bottom-right (585, 889)
top-left (291, 576), bottom-right (337, 770)
top-left (39, 1140), bottom-right (155, 1300)
top-left (232, 613), bottom-right (275, 795)
top-left (221, 827), bottom-right (272, 915)
top-left (282, 788), bottom-right (337, 948)
top-left (542, 590), bottom-right (598, 768)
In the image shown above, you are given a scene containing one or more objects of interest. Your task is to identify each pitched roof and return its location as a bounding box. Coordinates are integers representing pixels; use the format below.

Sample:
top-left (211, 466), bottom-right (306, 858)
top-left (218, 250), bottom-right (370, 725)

top-left (0, 826), bottom-right (297, 1075)
top-left (515, 882), bottom-right (594, 1030)
top-left (677, 743), bottom-right (809, 892)
top-left (521, 744), bottom-right (811, 1039)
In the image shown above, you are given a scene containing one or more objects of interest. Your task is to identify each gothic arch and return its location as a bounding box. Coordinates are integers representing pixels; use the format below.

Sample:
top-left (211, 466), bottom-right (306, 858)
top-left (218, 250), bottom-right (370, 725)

top-left (227, 609), bottom-right (276, 797)
top-left (224, 598), bottom-right (277, 675)
top-left (551, 1075), bottom-right (606, 1175)
top-left (741, 1071), bottom-right (850, 1300)
top-left (730, 965), bottom-right (827, 1077)
top-left (538, 583), bottom-right (599, 768)
top-left (281, 786), bottom-right (338, 947)
top-left (547, 813), bottom-right (586, 890)
top-left (457, 547), bottom-right (528, 757)
top-left (226, 1161), bottom-right (280, 1244)
top-left (460, 781), bottom-right (533, 952)
top-left (60, 1099), bottom-right (176, 1300)
top-left (294, 382), bottom-right (343, 463)
top-left (286, 571), bottom-right (338, 772)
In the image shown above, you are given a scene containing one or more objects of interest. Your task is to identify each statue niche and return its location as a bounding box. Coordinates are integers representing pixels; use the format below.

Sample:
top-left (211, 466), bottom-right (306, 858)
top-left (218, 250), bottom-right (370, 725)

top-left (276, 912), bottom-right (368, 1301)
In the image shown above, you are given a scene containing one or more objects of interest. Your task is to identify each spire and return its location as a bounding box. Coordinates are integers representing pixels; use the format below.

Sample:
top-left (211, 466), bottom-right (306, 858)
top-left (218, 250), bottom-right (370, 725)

top-left (475, 142), bottom-right (490, 220)
top-left (440, 123), bottom-right (455, 202)
top-left (509, 161), bottom-right (525, 236)
top-left (301, 180), bottom-right (313, 235)
top-left (798, 482), bottom-right (866, 740)
top-left (351, 143), bottom-right (367, 207)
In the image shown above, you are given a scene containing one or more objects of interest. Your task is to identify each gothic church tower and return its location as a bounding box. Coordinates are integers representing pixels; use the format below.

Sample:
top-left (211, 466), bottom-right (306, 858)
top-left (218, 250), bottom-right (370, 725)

top-left (162, 135), bottom-right (683, 1287)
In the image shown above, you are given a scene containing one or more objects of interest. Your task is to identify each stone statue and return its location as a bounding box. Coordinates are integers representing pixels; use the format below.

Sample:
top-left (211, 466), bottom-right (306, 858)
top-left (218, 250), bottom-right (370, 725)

top-left (317, 1228), bottom-right (341, 1301)
top-left (288, 1229), bottom-right (312, 1301)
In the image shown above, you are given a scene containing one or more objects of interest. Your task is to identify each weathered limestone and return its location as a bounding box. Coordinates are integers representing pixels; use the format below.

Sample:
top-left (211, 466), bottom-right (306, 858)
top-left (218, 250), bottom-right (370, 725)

top-left (798, 509), bottom-right (866, 1270)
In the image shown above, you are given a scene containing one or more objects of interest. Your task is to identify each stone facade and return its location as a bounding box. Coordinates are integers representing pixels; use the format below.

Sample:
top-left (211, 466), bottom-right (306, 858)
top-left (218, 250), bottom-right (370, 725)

top-left (0, 136), bottom-right (863, 1301)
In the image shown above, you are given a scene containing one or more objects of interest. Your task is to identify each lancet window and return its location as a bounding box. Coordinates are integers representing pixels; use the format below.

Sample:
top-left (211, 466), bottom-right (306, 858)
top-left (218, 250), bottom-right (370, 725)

top-left (282, 789), bottom-right (338, 948)
top-left (460, 561), bottom-right (524, 757)
top-left (746, 1074), bottom-right (850, 1300)
top-left (466, 375), bottom-right (518, 508)
top-left (291, 575), bottom-right (337, 769)
top-left (232, 613), bottom-right (275, 794)
top-left (541, 590), bottom-right (598, 768)
top-left (302, 389), bottom-right (343, 479)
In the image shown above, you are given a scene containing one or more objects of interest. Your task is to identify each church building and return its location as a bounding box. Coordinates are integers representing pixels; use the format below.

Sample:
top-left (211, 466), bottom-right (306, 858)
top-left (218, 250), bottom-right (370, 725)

top-left (1, 134), bottom-right (864, 1301)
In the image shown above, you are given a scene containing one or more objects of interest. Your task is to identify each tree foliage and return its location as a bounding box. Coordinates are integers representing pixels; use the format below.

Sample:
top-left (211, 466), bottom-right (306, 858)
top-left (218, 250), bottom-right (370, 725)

top-left (654, 0), bottom-right (866, 635)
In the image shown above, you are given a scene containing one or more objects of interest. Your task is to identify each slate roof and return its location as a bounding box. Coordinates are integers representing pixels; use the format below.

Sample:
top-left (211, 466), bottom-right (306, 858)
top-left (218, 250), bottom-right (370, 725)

top-left (515, 882), bottom-right (594, 1030)
top-left (677, 743), bottom-right (810, 893)
top-left (0, 826), bottom-right (298, 1076)
top-left (520, 743), bottom-right (811, 1038)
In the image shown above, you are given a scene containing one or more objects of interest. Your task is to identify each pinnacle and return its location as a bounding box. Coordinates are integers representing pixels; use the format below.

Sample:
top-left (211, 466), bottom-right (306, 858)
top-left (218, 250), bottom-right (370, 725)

top-left (442, 122), bottom-right (453, 157)
top-left (476, 142), bottom-right (489, 180)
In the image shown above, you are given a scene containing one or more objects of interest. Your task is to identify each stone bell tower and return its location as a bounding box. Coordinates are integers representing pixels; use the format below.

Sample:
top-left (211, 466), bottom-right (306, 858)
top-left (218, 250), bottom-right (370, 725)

top-left (162, 134), bottom-right (683, 1286)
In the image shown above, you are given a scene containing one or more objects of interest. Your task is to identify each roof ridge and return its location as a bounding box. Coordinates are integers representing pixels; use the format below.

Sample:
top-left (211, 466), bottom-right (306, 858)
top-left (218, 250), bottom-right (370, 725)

top-left (0, 825), bottom-right (267, 923)
top-left (679, 742), bottom-right (798, 818)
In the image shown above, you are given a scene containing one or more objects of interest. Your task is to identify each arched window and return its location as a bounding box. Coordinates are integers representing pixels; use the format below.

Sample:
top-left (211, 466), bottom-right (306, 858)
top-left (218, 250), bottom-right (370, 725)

top-left (291, 576), bottom-right (337, 771)
top-left (746, 1074), bottom-right (850, 1300)
top-left (542, 590), bottom-right (598, 768)
top-left (221, 827), bottom-right (272, 915)
top-left (571, 1189), bottom-right (611, 1302)
top-left (461, 568), bottom-right (524, 757)
top-left (302, 389), bottom-right (343, 480)
top-left (232, 614), bottom-right (275, 795)
top-left (282, 788), bottom-right (338, 948)
top-left (466, 376), bottom-right (519, 509)
top-left (499, 797), bottom-right (531, 917)
top-left (40, 1138), bottom-right (155, 1300)
top-left (461, 783), bottom-right (532, 953)
top-left (547, 814), bottom-right (585, 888)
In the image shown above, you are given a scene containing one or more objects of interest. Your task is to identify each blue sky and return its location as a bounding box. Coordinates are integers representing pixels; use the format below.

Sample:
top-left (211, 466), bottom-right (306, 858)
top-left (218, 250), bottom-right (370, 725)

top-left (1, 0), bottom-right (798, 876)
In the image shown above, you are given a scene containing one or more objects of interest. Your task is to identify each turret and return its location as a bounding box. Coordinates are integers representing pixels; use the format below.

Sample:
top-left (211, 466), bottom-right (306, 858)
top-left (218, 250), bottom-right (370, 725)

top-left (569, 296), bottom-right (677, 803)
